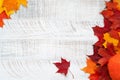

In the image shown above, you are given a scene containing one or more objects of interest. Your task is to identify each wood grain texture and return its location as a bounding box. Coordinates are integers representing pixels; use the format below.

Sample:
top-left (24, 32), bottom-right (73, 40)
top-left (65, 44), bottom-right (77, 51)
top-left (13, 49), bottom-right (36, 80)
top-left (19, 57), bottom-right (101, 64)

top-left (0, 0), bottom-right (104, 80)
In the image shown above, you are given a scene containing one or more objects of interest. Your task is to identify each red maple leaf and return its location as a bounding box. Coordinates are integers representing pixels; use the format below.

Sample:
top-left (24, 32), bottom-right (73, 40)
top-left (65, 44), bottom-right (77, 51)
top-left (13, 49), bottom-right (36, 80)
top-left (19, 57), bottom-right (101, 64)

top-left (95, 65), bottom-right (111, 80)
top-left (54, 58), bottom-right (70, 76)
top-left (101, 10), bottom-right (114, 18)
top-left (88, 45), bottom-right (101, 63)
top-left (106, 1), bottom-right (118, 10)
top-left (97, 43), bottom-right (115, 66)
top-left (92, 19), bottom-right (111, 47)
top-left (109, 30), bottom-right (120, 40)
top-left (109, 10), bottom-right (120, 29)
top-left (0, 11), bottom-right (10, 27)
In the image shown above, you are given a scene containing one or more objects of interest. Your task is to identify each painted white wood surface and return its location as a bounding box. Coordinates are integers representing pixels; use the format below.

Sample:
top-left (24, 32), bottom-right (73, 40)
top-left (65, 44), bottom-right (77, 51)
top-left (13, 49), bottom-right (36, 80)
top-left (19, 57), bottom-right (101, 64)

top-left (0, 0), bottom-right (105, 80)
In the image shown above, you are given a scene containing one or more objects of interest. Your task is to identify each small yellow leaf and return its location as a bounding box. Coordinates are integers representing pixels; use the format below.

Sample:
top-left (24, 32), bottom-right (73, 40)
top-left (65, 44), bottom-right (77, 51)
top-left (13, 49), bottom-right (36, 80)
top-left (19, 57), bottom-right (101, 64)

top-left (103, 33), bottom-right (119, 48)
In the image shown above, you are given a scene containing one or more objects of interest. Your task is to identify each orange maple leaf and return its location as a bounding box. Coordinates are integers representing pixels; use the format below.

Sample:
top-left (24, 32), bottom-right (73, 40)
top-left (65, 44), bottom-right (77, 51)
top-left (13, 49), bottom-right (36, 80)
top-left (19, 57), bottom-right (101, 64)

top-left (113, 0), bottom-right (120, 10)
top-left (82, 59), bottom-right (97, 74)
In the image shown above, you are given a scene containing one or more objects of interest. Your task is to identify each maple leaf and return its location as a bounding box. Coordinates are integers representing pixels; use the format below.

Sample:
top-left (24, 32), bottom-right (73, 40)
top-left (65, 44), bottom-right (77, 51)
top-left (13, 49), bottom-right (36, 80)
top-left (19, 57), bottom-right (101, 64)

top-left (109, 10), bottom-right (120, 29)
top-left (18, 0), bottom-right (27, 7)
top-left (95, 65), bottom-right (111, 80)
top-left (54, 58), bottom-right (70, 76)
top-left (111, 21), bottom-right (120, 30)
top-left (103, 33), bottom-right (119, 48)
top-left (93, 17), bottom-right (111, 37)
top-left (82, 59), bottom-right (97, 74)
top-left (92, 19), bottom-right (111, 47)
top-left (89, 65), bottom-right (111, 80)
top-left (88, 45), bottom-right (101, 63)
top-left (114, 42), bottom-right (120, 54)
top-left (89, 73), bottom-right (99, 80)
top-left (101, 10), bottom-right (114, 18)
top-left (0, 0), bottom-right (4, 12)
top-left (2, 0), bottom-right (19, 12)
top-left (98, 43), bottom-right (115, 66)
top-left (113, 0), bottom-right (120, 10)
top-left (0, 11), bottom-right (10, 27)
top-left (109, 30), bottom-right (120, 40)
top-left (92, 26), bottom-right (105, 47)
top-left (106, 1), bottom-right (118, 10)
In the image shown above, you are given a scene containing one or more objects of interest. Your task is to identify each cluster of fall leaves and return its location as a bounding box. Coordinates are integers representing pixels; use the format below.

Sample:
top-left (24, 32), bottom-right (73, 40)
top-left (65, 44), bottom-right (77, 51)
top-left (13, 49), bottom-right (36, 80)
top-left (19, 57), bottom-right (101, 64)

top-left (0, 0), bottom-right (27, 27)
top-left (2, 0), bottom-right (120, 80)
top-left (54, 0), bottom-right (120, 79)
top-left (82, 0), bottom-right (120, 80)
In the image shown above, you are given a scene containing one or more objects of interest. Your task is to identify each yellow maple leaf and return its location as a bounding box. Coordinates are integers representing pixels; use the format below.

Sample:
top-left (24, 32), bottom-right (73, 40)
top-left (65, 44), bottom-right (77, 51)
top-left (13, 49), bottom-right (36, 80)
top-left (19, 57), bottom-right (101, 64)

top-left (1, 0), bottom-right (27, 16)
top-left (17, 0), bottom-right (27, 7)
top-left (0, 0), bottom-right (4, 13)
top-left (82, 59), bottom-right (97, 74)
top-left (103, 33), bottom-right (119, 48)
top-left (2, 0), bottom-right (18, 12)
top-left (0, 0), bottom-right (3, 7)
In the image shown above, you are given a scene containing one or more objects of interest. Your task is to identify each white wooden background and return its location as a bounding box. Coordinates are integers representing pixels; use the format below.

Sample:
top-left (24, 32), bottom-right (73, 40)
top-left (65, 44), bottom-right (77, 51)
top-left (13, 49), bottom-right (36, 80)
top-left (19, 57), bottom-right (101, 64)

top-left (0, 0), bottom-right (105, 80)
